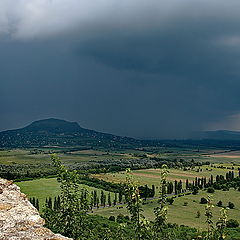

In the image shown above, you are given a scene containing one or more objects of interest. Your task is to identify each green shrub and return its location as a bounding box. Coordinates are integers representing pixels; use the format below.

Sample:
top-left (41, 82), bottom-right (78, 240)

top-left (228, 202), bottom-right (235, 209)
top-left (200, 197), bottom-right (207, 204)
top-left (109, 216), bottom-right (115, 222)
top-left (196, 210), bottom-right (201, 218)
top-left (226, 219), bottom-right (239, 228)
top-left (167, 197), bottom-right (174, 205)
top-left (217, 200), bottom-right (223, 207)
top-left (207, 187), bottom-right (215, 193)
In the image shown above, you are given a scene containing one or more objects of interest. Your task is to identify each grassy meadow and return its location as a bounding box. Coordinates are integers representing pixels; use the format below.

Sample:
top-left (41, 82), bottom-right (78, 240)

top-left (93, 189), bottom-right (240, 229)
top-left (16, 178), bottom-right (118, 211)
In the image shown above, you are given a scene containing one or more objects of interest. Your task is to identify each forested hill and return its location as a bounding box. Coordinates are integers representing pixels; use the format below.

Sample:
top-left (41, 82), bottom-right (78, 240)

top-left (0, 118), bottom-right (141, 148)
top-left (2, 118), bottom-right (240, 149)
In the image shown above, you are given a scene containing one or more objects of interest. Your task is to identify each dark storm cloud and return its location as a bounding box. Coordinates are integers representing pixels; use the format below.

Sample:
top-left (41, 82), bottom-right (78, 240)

top-left (1, 1), bottom-right (240, 138)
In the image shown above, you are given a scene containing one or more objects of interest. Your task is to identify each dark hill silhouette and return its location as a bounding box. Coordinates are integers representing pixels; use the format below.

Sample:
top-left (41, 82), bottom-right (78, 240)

top-left (22, 118), bottom-right (82, 133)
top-left (0, 118), bottom-right (140, 148)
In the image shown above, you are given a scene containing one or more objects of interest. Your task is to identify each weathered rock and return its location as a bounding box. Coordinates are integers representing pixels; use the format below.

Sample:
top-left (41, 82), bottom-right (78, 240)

top-left (0, 178), bottom-right (72, 240)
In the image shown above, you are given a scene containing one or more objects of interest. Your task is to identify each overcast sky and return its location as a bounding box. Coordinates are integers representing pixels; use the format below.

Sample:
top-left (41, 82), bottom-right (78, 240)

top-left (1, 0), bottom-right (240, 139)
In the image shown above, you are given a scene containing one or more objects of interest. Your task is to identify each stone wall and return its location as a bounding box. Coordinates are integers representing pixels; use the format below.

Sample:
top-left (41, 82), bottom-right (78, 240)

top-left (0, 178), bottom-right (72, 240)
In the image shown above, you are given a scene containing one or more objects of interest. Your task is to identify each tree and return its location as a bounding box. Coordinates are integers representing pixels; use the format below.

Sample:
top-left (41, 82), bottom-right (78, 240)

top-left (226, 219), bottom-right (239, 228)
top-left (177, 180), bottom-right (182, 194)
top-left (196, 210), bottom-right (201, 218)
top-left (217, 200), bottom-right (223, 207)
top-left (154, 164), bottom-right (169, 234)
top-left (124, 168), bottom-right (149, 240)
top-left (53, 197), bottom-right (58, 210)
top-left (228, 202), bottom-right (234, 209)
top-left (216, 207), bottom-right (228, 239)
top-left (207, 187), bottom-right (215, 193)
top-left (152, 185), bottom-right (155, 197)
top-left (167, 197), bottom-right (174, 205)
top-left (174, 180), bottom-right (178, 195)
top-left (144, 185), bottom-right (148, 201)
top-left (200, 197), bottom-right (208, 204)
top-left (167, 182), bottom-right (173, 194)
top-left (114, 193), bottom-right (117, 206)
top-left (205, 196), bottom-right (214, 239)
top-left (36, 199), bottom-right (39, 211)
top-left (100, 190), bottom-right (104, 206)
top-left (48, 197), bottom-right (52, 209)
top-left (108, 192), bottom-right (111, 207)
top-left (96, 196), bottom-right (100, 208)
top-left (43, 154), bottom-right (91, 239)
top-left (192, 186), bottom-right (199, 195)
top-left (93, 190), bottom-right (97, 207)
top-left (32, 197), bottom-right (36, 207)
top-left (186, 179), bottom-right (189, 189)
top-left (210, 175), bottom-right (214, 185)
top-left (119, 190), bottom-right (123, 203)
top-left (103, 193), bottom-right (106, 207)
top-left (109, 216), bottom-right (115, 222)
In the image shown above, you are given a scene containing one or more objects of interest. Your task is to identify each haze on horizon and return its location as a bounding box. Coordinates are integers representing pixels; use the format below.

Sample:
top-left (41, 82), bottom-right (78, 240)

top-left (1, 0), bottom-right (240, 139)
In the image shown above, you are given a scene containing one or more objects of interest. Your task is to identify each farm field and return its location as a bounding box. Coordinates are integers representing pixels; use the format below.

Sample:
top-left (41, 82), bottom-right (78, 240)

top-left (2, 147), bottom-right (240, 166)
top-left (0, 148), bottom-right (136, 165)
top-left (93, 164), bottom-right (240, 186)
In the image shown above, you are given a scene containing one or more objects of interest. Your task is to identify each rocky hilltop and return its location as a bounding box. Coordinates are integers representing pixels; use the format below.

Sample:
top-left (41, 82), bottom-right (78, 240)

top-left (0, 178), bottom-right (71, 240)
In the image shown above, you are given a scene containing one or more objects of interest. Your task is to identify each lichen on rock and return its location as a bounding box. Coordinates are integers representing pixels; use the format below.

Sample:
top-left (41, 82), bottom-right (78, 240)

top-left (0, 178), bottom-right (72, 240)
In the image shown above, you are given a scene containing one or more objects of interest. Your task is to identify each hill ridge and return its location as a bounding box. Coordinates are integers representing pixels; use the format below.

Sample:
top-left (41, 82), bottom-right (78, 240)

top-left (0, 118), bottom-right (139, 148)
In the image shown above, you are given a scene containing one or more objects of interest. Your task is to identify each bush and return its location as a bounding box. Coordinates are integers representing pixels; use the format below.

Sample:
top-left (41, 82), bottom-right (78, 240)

top-left (192, 187), bottom-right (199, 195)
top-left (222, 185), bottom-right (229, 191)
top-left (196, 210), bottom-right (201, 218)
top-left (116, 214), bottom-right (129, 223)
top-left (108, 216), bottom-right (115, 221)
top-left (226, 219), bottom-right (239, 228)
top-left (207, 187), bottom-right (215, 193)
top-left (217, 200), bottom-right (223, 207)
top-left (228, 202), bottom-right (235, 209)
top-left (167, 197), bottom-right (174, 205)
top-left (200, 197), bottom-right (207, 204)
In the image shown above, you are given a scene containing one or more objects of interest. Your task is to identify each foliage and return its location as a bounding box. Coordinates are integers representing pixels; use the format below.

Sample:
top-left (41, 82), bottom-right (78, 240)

top-left (226, 219), bottom-right (239, 228)
top-left (200, 197), bottom-right (208, 204)
top-left (153, 164), bottom-right (170, 238)
top-left (217, 201), bottom-right (223, 207)
top-left (207, 187), bottom-right (215, 193)
top-left (124, 168), bottom-right (150, 240)
top-left (215, 207), bottom-right (228, 240)
top-left (196, 210), bottom-right (201, 218)
top-left (227, 202), bottom-right (235, 209)
top-left (205, 195), bottom-right (214, 239)
top-left (43, 154), bottom-right (92, 239)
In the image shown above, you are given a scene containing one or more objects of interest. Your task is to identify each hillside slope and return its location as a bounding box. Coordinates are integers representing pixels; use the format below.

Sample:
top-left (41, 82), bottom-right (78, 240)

top-left (0, 118), bottom-right (139, 148)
